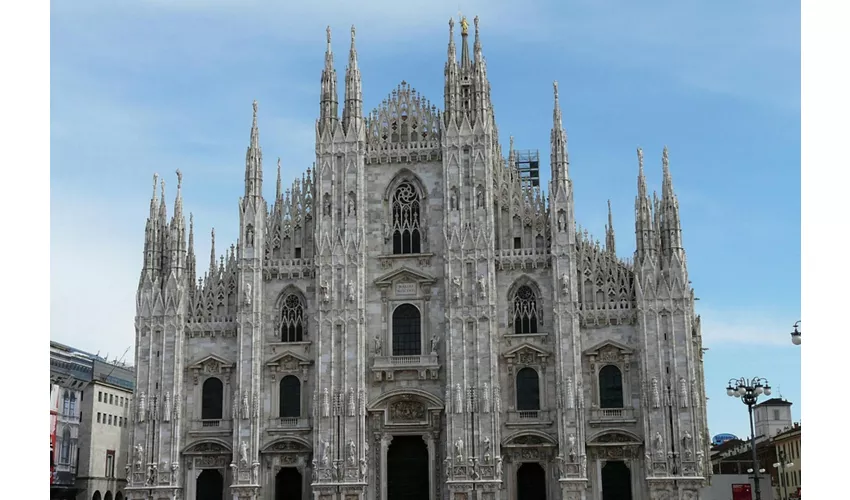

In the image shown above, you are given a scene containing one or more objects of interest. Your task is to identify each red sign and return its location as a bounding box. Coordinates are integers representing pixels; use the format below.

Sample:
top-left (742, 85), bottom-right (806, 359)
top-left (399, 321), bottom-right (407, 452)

top-left (732, 483), bottom-right (752, 500)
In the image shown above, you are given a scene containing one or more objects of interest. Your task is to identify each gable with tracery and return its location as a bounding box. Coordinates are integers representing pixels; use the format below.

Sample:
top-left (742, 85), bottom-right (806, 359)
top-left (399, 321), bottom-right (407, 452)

top-left (365, 81), bottom-right (442, 163)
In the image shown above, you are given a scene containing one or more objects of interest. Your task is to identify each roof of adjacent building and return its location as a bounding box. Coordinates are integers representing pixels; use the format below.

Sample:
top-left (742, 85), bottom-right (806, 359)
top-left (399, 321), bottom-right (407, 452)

top-left (754, 397), bottom-right (792, 407)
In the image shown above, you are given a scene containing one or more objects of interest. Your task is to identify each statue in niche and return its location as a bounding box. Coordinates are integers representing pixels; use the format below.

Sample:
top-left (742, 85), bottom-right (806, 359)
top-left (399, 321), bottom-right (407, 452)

top-left (239, 441), bottom-right (249, 467)
top-left (321, 388), bottom-right (330, 417)
top-left (430, 332), bottom-right (439, 354)
top-left (558, 211), bottom-right (567, 232)
top-left (383, 221), bottom-right (391, 241)
top-left (476, 275), bottom-right (486, 299)
top-left (476, 187), bottom-right (484, 208)
top-left (679, 377), bottom-right (689, 408)
top-left (451, 276), bottom-right (461, 302)
top-left (347, 281), bottom-right (355, 302)
top-left (251, 462), bottom-right (258, 484)
top-left (163, 392), bottom-right (171, 422)
top-left (320, 281), bottom-right (330, 303)
top-left (696, 451), bottom-right (704, 475)
top-left (580, 455), bottom-right (587, 477)
top-left (481, 383), bottom-right (490, 413)
top-left (243, 282), bottom-right (252, 306)
top-left (651, 378), bottom-right (661, 408)
top-left (134, 444), bottom-right (143, 467)
top-left (568, 434), bottom-right (577, 461)
top-left (455, 384), bottom-right (463, 414)
top-left (454, 437), bottom-right (464, 462)
top-left (311, 460), bottom-right (318, 481)
top-left (241, 391), bottom-right (250, 420)
top-left (137, 392), bottom-right (146, 422)
top-left (347, 194), bottom-right (356, 216)
top-left (450, 189), bottom-right (458, 210)
top-left (682, 430), bottom-right (693, 458)
top-left (359, 457), bottom-right (368, 480)
top-left (245, 224), bottom-right (254, 247)
top-left (374, 335), bottom-right (382, 356)
top-left (347, 439), bottom-right (356, 465)
top-left (323, 194), bottom-right (331, 217)
top-left (147, 463), bottom-right (157, 485)
top-left (320, 438), bottom-right (329, 465)
top-left (654, 432), bottom-right (665, 461)
top-left (483, 436), bottom-right (491, 457)
top-left (495, 456), bottom-right (503, 479)
top-left (561, 273), bottom-right (570, 296)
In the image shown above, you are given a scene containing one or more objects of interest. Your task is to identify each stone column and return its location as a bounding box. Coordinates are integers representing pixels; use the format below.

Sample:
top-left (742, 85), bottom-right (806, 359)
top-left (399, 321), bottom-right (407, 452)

top-left (422, 434), bottom-right (435, 500)
top-left (379, 435), bottom-right (393, 500)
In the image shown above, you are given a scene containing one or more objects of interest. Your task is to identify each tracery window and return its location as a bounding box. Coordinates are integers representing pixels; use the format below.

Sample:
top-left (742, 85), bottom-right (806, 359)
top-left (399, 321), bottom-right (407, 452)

top-left (280, 294), bottom-right (305, 342)
top-left (512, 285), bottom-right (539, 334)
top-left (60, 428), bottom-right (71, 464)
top-left (392, 304), bottom-right (422, 356)
top-left (62, 391), bottom-right (71, 416)
top-left (279, 375), bottom-right (301, 418)
top-left (201, 377), bottom-right (224, 420)
top-left (391, 182), bottom-right (422, 254)
top-left (599, 365), bottom-right (624, 409)
top-left (516, 367), bottom-right (541, 411)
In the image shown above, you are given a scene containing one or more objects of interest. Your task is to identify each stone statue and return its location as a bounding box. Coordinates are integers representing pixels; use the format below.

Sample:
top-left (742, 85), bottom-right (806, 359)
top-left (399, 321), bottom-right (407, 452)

top-left (251, 462), bottom-right (259, 484)
top-left (347, 439), bottom-right (356, 464)
top-left (476, 187), bottom-right (484, 208)
top-left (566, 377), bottom-right (575, 409)
top-left (451, 276), bottom-right (461, 302)
top-left (243, 282), bottom-right (252, 306)
top-left (654, 432), bottom-right (665, 461)
top-left (347, 281), bottom-right (355, 302)
top-left (163, 392), bottom-right (171, 422)
top-left (481, 383), bottom-right (490, 413)
top-left (137, 392), bottom-right (146, 422)
top-left (430, 332), bottom-right (439, 354)
top-left (320, 281), bottom-right (330, 303)
top-left (444, 457), bottom-right (452, 479)
top-left (679, 377), bottom-right (689, 408)
top-left (568, 434), bottom-right (577, 461)
top-left (454, 437), bottom-right (464, 461)
top-left (320, 439), bottom-right (329, 465)
top-left (374, 335), bottom-right (382, 356)
top-left (245, 225), bottom-right (254, 247)
top-left (347, 194), bottom-right (356, 216)
top-left (450, 189), bottom-right (458, 210)
top-left (476, 275), bottom-right (486, 299)
top-left (347, 388), bottom-right (355, 417)
top-left (682, 430), bottom-right (693, 458)
top-left (322, 388), bottom-right (330, 417)
top-left (495, 456), bottom-right (503, 479)
top-left (239, 441), bottom-right (249, 467)
top-left (651, 378), bottom-right (661, 408)
top-left (483, 436), bottom-right (491, 455)
top-left (455, 384), bottom-right (463, 414)
top-left (147, 462), bottom-right (157, 485)
top-left (561, 273), bottom-right (569, 296)
top-left (580, 455), bottom-right (587, 477)
top-left (359, 457), bottom-right (368, 480)
top-left (558, 211), bottom-right (566, 232)
top-left (493, 385), bottom-right (501, 413)
top-left (241, 391), bottom-right (250, 419)
top-left (696, 451), bottom-right (705, 475)
top-left (311, 460), bottom-right (318, 481)
top-left (323, 194), bottom-right (331, 217)
top-left (134, 443), bottom-right (143, 466)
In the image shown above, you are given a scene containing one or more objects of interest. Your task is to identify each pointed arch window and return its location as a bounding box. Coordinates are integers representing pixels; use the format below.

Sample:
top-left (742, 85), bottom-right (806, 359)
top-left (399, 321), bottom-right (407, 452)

top-left (201, 377), bottom-right (224, 420)
top-left (279, 375), bottom-right (301, 418)
top-left (599, 365), bottom-right (624, 409)
top-left (280, 294), bottom-right (305, 342)
top-left (516, 367), bottom-right (540, 411)
top-left (512, 285), bottom-right (539, 334)
top-left (69, 393), bottom-right (77, 417)
top-left (392, 304), bottom-right (421, 356)
top-left (391, 182), bottom-right (422, 255)
top-left (62, 390), bottom-right (71, 416)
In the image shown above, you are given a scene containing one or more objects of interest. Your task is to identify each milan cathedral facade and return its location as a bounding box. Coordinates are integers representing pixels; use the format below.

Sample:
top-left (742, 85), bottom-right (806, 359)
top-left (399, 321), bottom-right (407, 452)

top-left (126, 16), bottom-right (709, 500)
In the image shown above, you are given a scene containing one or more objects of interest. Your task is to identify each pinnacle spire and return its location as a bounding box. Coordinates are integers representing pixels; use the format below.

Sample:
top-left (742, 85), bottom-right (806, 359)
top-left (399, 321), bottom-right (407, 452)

top-left (209, 228), bottom-right (216, 274)
top-left (150, 173), bottom-right (159, 217)
top-left (637, 146), bottom-right (647, 198)
top-left (174, 169), bottom-right (183, 219)
top-left (276, 157), bottom-right (282, 202)
top-left (319, 26), bottom-right (339, 131)
top-left (244, 100), bottom-right (263, 202)
top-left (606, 200), bottom-right (616, 254)
top-left (550, 81), bottom-right (569, 183)
top-left (342, 24), bottom-right (363, 133)
top-left (187, 212), bottom-right (196, 294)
top-left (634, 146), bottom-right (655, 262)
top-left (459, 15), bottom-right (471, 71)
top-left (447, 17), bottom-right (456, 61)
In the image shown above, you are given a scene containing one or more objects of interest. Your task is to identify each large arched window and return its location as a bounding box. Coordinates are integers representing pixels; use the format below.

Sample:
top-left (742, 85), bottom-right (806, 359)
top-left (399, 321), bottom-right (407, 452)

top-left (516, 367), bottom-right (540, 411)
top-left (279, 376), bottom-right (301, 418)
top-left (512, 285), bottom-right (539, 334)
top-left (599, 365), bottom-right (624, 409)
top-left (60, 427), bottom-right (71, 463)
top-left (280, 293), bottom-right (306, 342)
top-left (391, 182), bottom-right (422, 255)
top-left (201, 377), bottom-right (224, 420)
top-left (69, 393), bottom-right (76, 416)
top-left (392, 304), bottom-right (421, 356)
top-left (62, 390), bottom-right (71, 415)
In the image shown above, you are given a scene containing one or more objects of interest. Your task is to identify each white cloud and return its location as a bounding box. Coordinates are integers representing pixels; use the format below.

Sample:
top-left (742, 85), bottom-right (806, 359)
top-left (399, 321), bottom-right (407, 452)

top-left (697, 304), bottom-right (799, 347)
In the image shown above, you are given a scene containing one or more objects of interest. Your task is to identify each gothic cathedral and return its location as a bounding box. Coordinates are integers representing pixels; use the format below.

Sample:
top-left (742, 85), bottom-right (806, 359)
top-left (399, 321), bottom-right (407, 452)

top-left (127, 17), bottom-right (710, 500)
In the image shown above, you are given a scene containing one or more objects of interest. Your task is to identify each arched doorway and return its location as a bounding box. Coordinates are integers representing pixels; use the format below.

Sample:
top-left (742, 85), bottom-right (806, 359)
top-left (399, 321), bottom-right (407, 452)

top-left (516, 462), bottom-right (546, 500)
top-left (104, 492), bottom-right (113, 500)
top-left (601, 460), bottom-right (632, 500)
top-left (386, 435), bottom-right (429, 500)
top-left (196, 468), bottom-right (224, 500)
top-left (115, 493), bottom-right (124, 500)
top-left (92, 492), bottom-right (101, 500)
top-left (275, 467), bottom-right (302, 500)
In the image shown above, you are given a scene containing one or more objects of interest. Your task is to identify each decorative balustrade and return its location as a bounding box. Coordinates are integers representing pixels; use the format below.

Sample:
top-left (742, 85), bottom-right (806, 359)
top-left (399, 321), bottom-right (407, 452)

top-left (267, 417), bottom-right (313, 433)
top-left (505, 409), bottom-right (554, 427)
top-left (495, 248), bottom-right (551, 271)
top-left (189, 418), bottom-right (232, 435)
top-left (371, 354), bottom-right (440, 381)
top-left (588, 407), bottom-right (638, 426)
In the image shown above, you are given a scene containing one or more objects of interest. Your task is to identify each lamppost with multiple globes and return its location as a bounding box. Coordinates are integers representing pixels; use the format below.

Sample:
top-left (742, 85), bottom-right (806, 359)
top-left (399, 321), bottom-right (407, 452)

top-left (773, 448), bottom-right (795, 500)
top-left (790, 321), bottom-right (801, 346)
top-left (727, 377), bottom-right (772, 500)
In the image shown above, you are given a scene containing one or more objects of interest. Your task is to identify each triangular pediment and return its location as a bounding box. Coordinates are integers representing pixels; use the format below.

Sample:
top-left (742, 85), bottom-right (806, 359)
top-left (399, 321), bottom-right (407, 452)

top-left (502, 343), bottom-right (550, 362)
top-left (266, 350), bottom-right (312, 368)
top-left (373, 266), bottom-right (437, 288)
top-left (188, 354), bottom-right (235, 372)
top-left (583, 339), bottom-right (634, 357)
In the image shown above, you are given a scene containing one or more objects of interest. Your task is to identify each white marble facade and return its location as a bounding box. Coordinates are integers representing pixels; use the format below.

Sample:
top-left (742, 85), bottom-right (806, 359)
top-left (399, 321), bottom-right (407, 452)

top-left (126, 17), bottom-right (709, 500)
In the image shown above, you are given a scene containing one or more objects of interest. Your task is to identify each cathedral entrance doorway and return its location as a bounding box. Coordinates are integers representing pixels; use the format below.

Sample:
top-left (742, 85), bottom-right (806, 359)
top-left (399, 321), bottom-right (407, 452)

top-left (275, 467), bottom-right (302, 500)
top-left (386, 435), bottom-right (429, 500)
top-left (196, 468), bottom-right (224, 500)
top-left (516, 462), bottom-right (547, 500)
top-left (601, 460), bottom-right (632, 500)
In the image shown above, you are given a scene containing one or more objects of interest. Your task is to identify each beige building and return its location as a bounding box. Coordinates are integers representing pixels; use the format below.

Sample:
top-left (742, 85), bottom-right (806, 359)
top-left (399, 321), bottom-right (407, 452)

top-left (770, 424), bottom-right (801, 500)
top-left (126, 16), bottom-right (709, 500)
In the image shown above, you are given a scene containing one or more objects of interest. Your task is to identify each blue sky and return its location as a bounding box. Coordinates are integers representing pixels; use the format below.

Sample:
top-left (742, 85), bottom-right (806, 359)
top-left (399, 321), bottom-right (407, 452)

top-left (50, 0), bottom-right (800, 439)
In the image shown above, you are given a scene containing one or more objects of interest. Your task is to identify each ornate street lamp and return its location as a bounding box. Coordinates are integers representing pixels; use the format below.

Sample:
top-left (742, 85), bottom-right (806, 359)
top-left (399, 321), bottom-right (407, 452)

top-left (727, 377), bottom-right (772, 500)
top-left (790, 321), bottom-right (801, 346)
top-left (773, 449), bottom-right (795, 500)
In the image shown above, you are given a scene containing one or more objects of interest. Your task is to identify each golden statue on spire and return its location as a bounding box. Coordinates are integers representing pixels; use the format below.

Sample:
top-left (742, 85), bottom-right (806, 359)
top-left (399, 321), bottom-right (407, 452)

top-left (460, 16), bottom-right (469, 35)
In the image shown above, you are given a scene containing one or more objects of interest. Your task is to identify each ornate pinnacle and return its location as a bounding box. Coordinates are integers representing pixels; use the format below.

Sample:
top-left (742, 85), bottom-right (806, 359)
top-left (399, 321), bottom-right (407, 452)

top-left (350, 25), bottom-right (356, 43)
top-left (252, 100), bottom-right (258, 116)
top-left (637, 147), bottom-right (644, 170)
top-left (152, 173), bottom-right (159, 198)
top-left (662, 145), bottom-right (669, 169)
top-left (474, 15), bottom-right (479, 35)
top-left (176, 169), bottom-right (182, 189)
top-left (326, 25), bottom-right (332, 45)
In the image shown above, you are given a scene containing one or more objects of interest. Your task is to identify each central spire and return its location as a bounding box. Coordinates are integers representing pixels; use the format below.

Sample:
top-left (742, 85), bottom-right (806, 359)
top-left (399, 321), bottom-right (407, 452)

top-left (460, 15), bottom-right (471, 71)
top-left (550, 81), bottom-right (569, 184)
top-left (342, 25), bottom-right (362, 134)
top-left (319, 26), bottom-right (339, 133)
